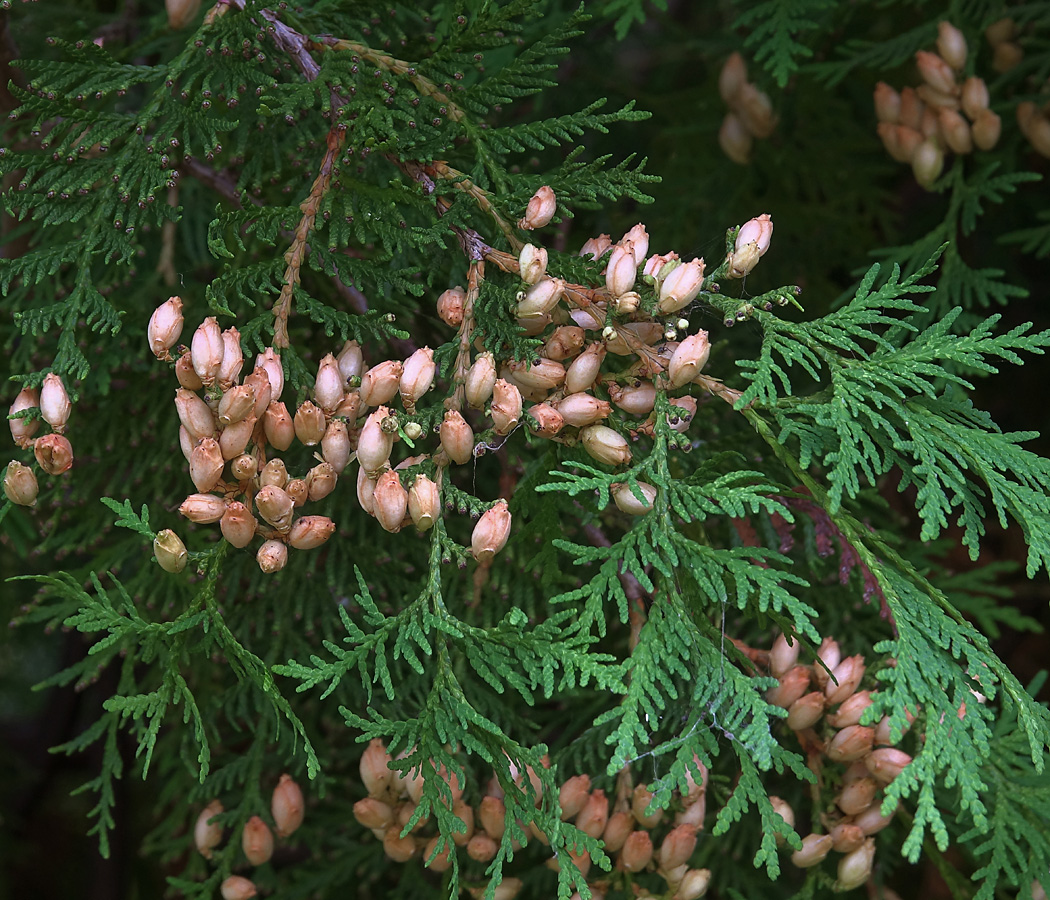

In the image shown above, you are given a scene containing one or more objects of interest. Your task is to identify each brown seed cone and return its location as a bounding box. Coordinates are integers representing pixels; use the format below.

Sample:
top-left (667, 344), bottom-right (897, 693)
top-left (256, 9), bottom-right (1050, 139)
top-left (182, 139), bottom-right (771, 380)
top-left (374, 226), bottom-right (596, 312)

top-left (241, 815), bottom-right (273, 865)
top-left (271, 774), bottom-right (305, 838)
top-left (220, 502), bottom-right (257, 549)
top-left (382, 825), bottom-right (417, 862)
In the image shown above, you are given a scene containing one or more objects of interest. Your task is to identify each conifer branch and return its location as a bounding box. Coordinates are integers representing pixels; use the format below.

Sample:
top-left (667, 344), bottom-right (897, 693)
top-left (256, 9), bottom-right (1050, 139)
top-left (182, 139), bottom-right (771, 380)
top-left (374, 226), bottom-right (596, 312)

top-left (309, 35), bottom-right (465, 124)
top-left (426, 160), bottom-right (521, 250)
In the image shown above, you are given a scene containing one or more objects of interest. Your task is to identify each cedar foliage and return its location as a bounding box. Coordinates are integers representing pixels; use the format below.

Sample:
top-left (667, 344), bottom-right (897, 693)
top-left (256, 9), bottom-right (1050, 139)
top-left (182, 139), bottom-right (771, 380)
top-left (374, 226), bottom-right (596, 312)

top-left (2, 1), bottom-right (1050, 899)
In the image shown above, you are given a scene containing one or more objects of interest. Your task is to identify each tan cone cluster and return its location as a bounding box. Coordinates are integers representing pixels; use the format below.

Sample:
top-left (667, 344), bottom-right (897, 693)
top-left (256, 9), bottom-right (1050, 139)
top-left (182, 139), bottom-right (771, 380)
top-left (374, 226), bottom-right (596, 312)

top-left (153, 306), bottom-right (351, 573)
top-left (985, 18), bottom-right (1023, 74)
top-left (194, 773), bottom-right (305, 900)
top-left (354, 739), bottom-right (711, 900)
top-left (152, 203), bottom-right (774, 570)
top-left (743, 632), bottom-right (915, 891)
top-left (718, 53), bottom-right (777, 165)
top-left (875, 22), bottom-right (1002, 189)
top-left (5, 371), bottom-right (74, 507)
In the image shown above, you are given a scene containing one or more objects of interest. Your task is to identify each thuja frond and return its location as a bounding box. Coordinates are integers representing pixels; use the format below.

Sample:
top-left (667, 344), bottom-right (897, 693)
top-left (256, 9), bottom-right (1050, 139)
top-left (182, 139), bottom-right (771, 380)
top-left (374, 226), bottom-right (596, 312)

top-left (955, 165), bottom-right (1041, 238)
top-left (965, 691), bottom-right (1050, 900)
top-left (731, 0), bottom-right (837, 87)
top-left (868, 563), bottom-right (1050, 863)
top-left (808, 18), bottom-right (934, 87)
top-left (600, 0), bottom-right (670, 40)
top-left (738, 251), bottom-right (1050, 571)
top-left (1002, 208), bottom-right (1050, 259)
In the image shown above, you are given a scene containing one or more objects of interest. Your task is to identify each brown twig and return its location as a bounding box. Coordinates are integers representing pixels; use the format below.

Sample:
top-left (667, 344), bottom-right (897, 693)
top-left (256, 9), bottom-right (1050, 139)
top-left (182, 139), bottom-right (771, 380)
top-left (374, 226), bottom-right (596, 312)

top-left (273, 124), bottom-right (347, 348)
top-left (308, 35), bottom-right (464, 123)
top-left (181, 157), bottom-right (261, 209)
top-left (447, 260), bottom-right (485, 412)
top-left (426, 160), bottom-right (522, 252)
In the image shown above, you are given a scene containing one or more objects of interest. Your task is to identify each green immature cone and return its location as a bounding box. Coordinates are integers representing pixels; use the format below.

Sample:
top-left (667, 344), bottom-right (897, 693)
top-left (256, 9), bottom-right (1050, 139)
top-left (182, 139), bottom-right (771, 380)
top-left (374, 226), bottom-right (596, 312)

top-left (4, 461), bottom-right (38, 506)
top-left (154, 530), bottom-right (187, 574)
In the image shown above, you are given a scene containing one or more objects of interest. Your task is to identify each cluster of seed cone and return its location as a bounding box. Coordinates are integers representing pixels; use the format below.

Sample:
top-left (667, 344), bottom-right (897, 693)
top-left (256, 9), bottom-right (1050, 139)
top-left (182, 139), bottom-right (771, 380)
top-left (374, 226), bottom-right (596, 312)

top-left (150, 196), bottom-right (777, 569)
top-left (717, 52), bottom-right (777, 165)
top-left (353, 739), bottom-right (711, 900)
top-left (149, 298), bottom-right (345, 573)
top-left (874, 22), bottom-right (1002, 188)
top-left (433, 212), bottom-right (776, 515)
top-left (192, 774), bottom-right (305, 900)
top-left (4, 373), bottom-right (74, 508)
top-left (148, 295), bottom-right (517, 570)
top-left (740, 632), bottom-right (915, 892)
